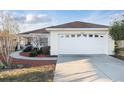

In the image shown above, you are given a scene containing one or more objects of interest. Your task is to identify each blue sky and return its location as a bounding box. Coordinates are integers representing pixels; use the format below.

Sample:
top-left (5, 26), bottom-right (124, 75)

top-left (5, 10), bottom-right (124, 32)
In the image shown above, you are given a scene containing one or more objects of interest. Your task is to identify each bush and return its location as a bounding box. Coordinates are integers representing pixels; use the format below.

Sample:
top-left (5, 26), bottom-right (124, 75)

top-left (42, 46), bottom-right (50, 55)
top-left (29, 51), bottom-right (37, 57)
top-left (115, 48), bottom-right (120, 55)
top-left (23, 45), bottom-right (33, 52)
top-left (32, 48), bottom-right (38, 51)
top-left (37, 48), bottom-right (43, 54)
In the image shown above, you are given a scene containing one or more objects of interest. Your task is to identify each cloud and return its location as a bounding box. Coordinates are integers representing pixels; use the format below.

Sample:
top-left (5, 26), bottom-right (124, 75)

top-left (2, 11), bottom-right (52, 24)
top-left (0, 11), bottom-right (53, 32)
top-left (25, 13), bottom-right (51, 24)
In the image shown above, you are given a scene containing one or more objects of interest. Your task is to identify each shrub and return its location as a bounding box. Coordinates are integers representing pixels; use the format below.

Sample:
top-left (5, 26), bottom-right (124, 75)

top-left (23, 45), bottom-right (33, 52)
top-left (42, 46), bottom-right (50, 55)
top-left (115, 48), bottom-right (120, 55)
top-left (32, 48), bottom-right (38, 51)
top-left (29, 51), bottom-right (37, 57)
top-left (37, 48), bottom-right (43, 54)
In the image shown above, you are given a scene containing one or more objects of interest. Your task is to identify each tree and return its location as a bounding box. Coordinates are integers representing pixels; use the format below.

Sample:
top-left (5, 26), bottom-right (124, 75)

top-left (32, 35), bottom-right (41, 49)
top-left (109, 21), bottom-right (124, 41)
top-left (0, 11), bottom-right (20, 67)
top-left (109, 15), bottom-right (124, 55)
top-left (109, 14), bottom-right (124, 40)
top-left (31, 34), bottom-right (45, 49)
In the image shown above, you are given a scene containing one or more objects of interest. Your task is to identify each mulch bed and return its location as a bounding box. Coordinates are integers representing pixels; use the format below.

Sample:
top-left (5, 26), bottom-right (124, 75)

top-left (20, 52), bottom-right (51, 57)
top-left (0, 55), bottom-right (56, 67)
top-left (12, 58), bottom-right (56, 67)
top-left (20, 52), bottom-right (30, 57)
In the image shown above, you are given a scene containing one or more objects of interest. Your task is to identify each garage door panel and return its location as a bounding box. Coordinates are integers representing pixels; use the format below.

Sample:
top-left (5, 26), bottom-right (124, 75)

top-left (58, 33), bottom-right (106, 54)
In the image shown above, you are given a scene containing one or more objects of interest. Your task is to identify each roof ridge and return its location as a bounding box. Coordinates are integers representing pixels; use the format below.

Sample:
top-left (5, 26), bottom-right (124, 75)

top-left (48, 21), bottom-right (109, 28)
top-left (20, 21), bottom-right (109, 34)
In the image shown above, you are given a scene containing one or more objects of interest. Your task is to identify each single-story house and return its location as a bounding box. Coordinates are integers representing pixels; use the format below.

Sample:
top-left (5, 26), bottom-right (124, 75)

top-left (20, 21), bottom-right (115, 55)
top-left (20, 28), bottom-right (50, 47)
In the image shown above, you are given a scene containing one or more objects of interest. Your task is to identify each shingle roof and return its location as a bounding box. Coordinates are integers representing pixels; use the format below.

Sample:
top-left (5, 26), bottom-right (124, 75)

top-left (20, 28), bottom-right (49, 34)
top-left (48, 21), bottom-right (109, 28)
top-left (20, 21), bottom-right (109, 34)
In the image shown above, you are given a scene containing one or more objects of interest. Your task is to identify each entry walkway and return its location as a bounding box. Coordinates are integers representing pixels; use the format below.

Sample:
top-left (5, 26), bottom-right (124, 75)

top-left (54, 55), bottom-right (124, 82)
top-left (10, 51), bottom-right (57, 60)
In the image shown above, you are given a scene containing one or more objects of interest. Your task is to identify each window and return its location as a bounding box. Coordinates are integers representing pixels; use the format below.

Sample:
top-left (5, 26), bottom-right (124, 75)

top-left (71, 34), bottom-right (75, 38)
top-left (65, 35), bottom-right (69, 38)
top-left (95, 34), bottom-right (99, 37)
top-left (89, 34), bottom-right (93, 37)
top-left (77, 34), bottom-right (81, 37)
top-left (83, 34), bottom-right (87, 37)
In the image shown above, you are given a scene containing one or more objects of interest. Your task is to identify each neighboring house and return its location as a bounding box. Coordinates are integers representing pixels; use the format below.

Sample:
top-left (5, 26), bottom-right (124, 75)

top-left (20, 21), bottom-right (115, 55)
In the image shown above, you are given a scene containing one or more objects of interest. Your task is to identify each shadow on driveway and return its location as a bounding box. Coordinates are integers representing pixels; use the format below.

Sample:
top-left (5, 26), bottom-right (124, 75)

top-left (54, 54), bottom-right (124, 82)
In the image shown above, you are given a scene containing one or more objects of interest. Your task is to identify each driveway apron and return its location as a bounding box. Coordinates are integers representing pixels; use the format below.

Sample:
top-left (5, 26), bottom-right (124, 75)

top-left (54, 55), bottom-right (124, 82)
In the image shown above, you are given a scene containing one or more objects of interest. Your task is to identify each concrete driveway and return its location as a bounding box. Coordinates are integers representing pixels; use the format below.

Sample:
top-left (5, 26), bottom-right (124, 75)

top-left (54, 55), bottom-right (124, 82)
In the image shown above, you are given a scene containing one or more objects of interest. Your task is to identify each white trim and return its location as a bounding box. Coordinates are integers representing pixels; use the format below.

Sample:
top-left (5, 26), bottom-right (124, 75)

top-left (46, 28), bottom-right (108, 31)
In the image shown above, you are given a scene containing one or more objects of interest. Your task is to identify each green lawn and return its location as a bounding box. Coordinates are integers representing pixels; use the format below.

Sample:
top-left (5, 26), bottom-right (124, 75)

top-left (0, 65), bottom-right (55, 82)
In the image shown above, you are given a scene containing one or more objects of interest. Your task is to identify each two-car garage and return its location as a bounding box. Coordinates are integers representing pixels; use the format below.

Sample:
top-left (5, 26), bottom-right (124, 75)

top-left (47, 21), bottom-right (114, 55)
top-left (58, 32), bottom-right (107, 54)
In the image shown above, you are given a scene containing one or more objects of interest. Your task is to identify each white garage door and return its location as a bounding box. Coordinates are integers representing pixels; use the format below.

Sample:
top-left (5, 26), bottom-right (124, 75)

top-left (58, 33), bottom-right (107, 54)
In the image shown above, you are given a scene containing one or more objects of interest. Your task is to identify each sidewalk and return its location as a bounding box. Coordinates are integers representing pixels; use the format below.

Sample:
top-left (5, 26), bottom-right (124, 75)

top-left (10, 51), bottom-right (57, 61)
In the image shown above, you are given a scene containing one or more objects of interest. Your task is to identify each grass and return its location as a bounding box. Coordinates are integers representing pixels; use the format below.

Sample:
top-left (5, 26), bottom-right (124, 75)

top-left (0, 64), bottom-right (55, 82)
